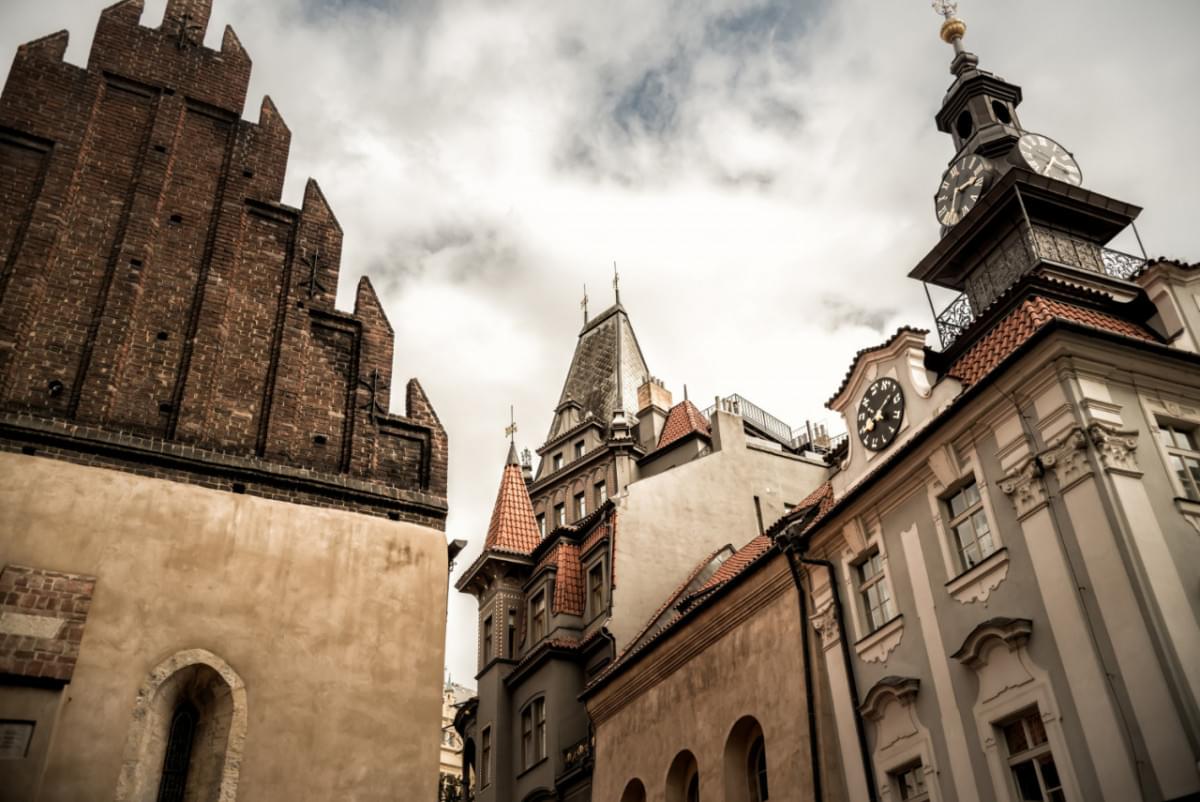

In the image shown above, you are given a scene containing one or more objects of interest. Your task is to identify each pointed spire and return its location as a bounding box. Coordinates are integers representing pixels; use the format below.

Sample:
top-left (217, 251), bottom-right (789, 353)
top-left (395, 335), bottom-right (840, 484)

top-left (484, 444), bottom-right (542, 554)
top-left (932, 0), bottom-right (977, 75)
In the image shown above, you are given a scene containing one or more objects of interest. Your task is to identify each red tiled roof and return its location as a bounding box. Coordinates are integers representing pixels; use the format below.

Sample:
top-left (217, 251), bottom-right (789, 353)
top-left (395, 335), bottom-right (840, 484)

top-left (827, 327), bottom-right (929, 408)
top-left (947, 297), bottom-right (1156, 387)
top-left (656, 400), bottom-right (711, 450)
top-left (685, 535), bottom-right (772, 603)
top-left (483, 448), bottom-right (542, 554)
top-left (765, 480), bottom-right (835, 538)
top-left (553, 543), bottom-right (585, 615)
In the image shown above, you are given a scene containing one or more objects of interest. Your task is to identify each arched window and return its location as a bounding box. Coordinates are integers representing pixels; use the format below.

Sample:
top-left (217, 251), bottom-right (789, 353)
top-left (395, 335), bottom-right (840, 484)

top-left (115, 649), bottom-right (247, 802)
top-left (157, 702), bottom-right (198, 802)
top-left (619, 778), bottom-right (646, 802)
top-left (747, 735), bottom-right (768, 802)
top-left (724, 716), bottom-right (767, 802)
top-left (666, 750), bottom-right (700, 802)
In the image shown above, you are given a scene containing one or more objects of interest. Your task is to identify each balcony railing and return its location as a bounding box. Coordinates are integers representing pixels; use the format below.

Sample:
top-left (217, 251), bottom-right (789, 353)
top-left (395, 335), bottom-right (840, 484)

top-left (562, 734), bottom-right (593, 772)
top-left (933, 246), bottom-right (1147, 349)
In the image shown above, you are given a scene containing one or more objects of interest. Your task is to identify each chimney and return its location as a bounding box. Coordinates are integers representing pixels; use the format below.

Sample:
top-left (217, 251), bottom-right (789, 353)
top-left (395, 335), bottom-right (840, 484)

top-left (635, 376), bottom-right (673, 450)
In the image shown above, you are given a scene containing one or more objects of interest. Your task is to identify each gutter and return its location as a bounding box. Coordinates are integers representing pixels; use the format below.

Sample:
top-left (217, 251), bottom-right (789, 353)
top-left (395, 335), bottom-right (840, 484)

top-left (780, 523), bottom-right (878, 802)
top-left (783, 545), bottom-right (824, 802)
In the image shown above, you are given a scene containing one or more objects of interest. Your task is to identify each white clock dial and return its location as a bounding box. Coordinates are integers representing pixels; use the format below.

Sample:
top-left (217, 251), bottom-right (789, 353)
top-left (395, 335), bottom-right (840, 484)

top-left (1018, 133), bottom-right (1082, 186)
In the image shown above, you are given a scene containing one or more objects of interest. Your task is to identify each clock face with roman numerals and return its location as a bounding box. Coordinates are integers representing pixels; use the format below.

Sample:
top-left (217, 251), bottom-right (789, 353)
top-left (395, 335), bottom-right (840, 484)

top-left (856, 377), bottom-right (905, 452)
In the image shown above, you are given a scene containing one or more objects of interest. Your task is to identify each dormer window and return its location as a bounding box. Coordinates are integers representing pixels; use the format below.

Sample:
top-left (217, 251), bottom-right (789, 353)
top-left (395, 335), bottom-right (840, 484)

top-left (588, 562), bottom-right (604, 617)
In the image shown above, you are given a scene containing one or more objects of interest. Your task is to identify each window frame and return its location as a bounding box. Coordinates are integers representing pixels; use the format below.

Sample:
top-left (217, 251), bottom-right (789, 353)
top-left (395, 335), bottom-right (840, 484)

top-left (482, 615), bottom-right (493, 665)
top-left (890, 761), bottom-right (930, 802)
top-left (595, 481), bottom-right (608, 507)
top-left (480, 726), bottom-right (492, 787)
top-left (574, 440), bottom-right (585, 459)
top-left (536, 513), bottom-right (546, 537)
top-left (856, 549), bottom-right (895, 633)
top-left (1000, 708), bottom-right (1066, 802)
top-left (574, 491), bottom-right (586, 520)
top-left (587, 561), bottom-right (605, 618)
top-left (552, 453), bottom-right (563, 472)
top-left (943, 479), bottom-right (997, 572)
top-left (554, 503), bottom-right (566, 528)
top-left (1155, 418), bottom-right (1200, 501)
top-left (748, 734), bottom-right (769, 802)
top-left (529, 590), bottom-right (547, 643)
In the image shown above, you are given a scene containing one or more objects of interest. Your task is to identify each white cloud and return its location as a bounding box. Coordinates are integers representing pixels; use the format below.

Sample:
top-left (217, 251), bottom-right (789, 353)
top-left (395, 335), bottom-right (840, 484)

top-left (3, 0), bottom-right (1197, 685)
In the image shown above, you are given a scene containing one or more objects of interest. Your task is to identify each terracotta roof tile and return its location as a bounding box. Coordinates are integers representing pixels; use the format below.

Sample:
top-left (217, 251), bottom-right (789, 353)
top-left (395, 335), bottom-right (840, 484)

top-left (656, 400), bottom-right (712, 450)
top-left (483, 446), bottom-right (542, 554)
top-left (553, 543), bottom-right (585, 615)
top-left (947, 297), bottom-right (1156, 387)
top-left (685, 535), bottom-right (772, 604)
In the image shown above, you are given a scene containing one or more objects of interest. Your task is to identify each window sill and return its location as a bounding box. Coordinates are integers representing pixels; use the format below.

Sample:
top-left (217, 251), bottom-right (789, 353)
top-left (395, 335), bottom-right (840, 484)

top-left (516, 756), bottom-right (548, 779)
top-left (854, 614), bottom-right (904, 664)
top-left (945, 547), bottom-right (1009, 604)
top-left (1174, 497), bottom-right (1200, 534)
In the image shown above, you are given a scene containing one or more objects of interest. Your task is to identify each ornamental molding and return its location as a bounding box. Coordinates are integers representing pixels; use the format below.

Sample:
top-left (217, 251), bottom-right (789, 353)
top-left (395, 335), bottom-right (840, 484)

top-left (1087, 422), bottom-right (1141, 476)
top-left (951, 617), bottom-right (1033, 670)
top-left (1040, 427), bottom-right (1092, 490)
top-left (999, 458), bottom-right (1047, 520)
top-left (855, 615), bottom-right (904, 664)
top-left (810, 602), bottom-right (840, 651)
top-left (945, 547), bottom-right (1010, 604)
top-left (859, 676), bottom-right (920, 721)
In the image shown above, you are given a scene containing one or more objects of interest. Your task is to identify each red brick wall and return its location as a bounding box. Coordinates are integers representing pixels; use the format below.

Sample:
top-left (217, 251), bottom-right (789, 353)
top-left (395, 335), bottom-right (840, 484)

top-left (0, 0), bottom-right (447, 520)
top-left (0, 564), bottom-right (95, 683)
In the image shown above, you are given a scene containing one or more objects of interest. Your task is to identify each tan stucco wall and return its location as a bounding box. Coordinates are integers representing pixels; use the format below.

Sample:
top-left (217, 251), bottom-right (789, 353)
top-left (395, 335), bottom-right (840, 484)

top-left (589, 555), bottom-right (844, 802)
top-left (0, 451), bottom-right (447, 801)
top-left (610, 412), bottom-right (826, 650)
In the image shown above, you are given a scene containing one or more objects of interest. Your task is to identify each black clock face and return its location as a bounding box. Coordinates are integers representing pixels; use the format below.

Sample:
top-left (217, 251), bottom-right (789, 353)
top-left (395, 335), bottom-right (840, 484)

top-left (935, 154), bottom-right (993, 227)
top-left (856, 377), bottom-right (905, 452)
top-left (1018, 133), bottom-right (1082, 186)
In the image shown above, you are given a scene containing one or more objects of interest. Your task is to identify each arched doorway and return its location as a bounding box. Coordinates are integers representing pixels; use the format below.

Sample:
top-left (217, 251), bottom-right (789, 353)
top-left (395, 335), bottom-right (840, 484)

top-left (620, 778), bottom-right (647, 802)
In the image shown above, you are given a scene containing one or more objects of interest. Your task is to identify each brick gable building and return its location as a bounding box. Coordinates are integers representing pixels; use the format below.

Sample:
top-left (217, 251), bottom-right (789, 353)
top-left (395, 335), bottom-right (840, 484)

top-left (0, 1), bottom-right (450, 799)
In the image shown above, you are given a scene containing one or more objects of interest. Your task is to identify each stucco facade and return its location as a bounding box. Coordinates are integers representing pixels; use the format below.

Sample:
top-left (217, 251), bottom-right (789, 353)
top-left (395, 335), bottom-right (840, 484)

top-left (0, 452), bottom-right (448, 800)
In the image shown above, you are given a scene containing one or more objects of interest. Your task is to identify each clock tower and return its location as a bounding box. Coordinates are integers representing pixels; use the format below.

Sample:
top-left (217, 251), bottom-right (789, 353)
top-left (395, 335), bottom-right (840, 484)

top-left (914, 2), bottom-right (1152, 351)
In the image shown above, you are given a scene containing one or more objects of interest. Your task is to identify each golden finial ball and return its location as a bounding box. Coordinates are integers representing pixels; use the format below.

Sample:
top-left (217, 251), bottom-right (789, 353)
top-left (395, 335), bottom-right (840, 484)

top-left (940, 18), bottom-right (967, 43)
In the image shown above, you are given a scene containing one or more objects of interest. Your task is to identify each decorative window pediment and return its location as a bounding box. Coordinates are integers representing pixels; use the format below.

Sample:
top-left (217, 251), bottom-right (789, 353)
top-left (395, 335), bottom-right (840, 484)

top-left (951, 617), bottom-right (1033, 669)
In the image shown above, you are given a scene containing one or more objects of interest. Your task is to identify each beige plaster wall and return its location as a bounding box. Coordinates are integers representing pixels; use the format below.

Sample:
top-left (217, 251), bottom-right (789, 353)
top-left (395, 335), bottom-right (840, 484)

top-left (0, 451), bottom-right (447, 801)
top-left (610, 415), bottom-right (826, 650)
top-left (589, 556), bottom-right (844, 802)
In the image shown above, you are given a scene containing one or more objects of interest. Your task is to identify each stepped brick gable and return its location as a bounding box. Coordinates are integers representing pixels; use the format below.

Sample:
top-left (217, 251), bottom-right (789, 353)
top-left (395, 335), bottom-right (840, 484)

top-left (0, 0), bottom-right (446, 526)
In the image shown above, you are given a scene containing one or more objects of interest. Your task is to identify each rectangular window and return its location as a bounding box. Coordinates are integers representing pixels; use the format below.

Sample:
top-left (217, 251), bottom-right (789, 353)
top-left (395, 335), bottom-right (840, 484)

top-left (946, 480), bottom-right (996, 570)
top-left (892, 762), bottom-right (929, 801)
top-left (507, 609), bottom-right (516, 657)
top-left (857, 550), bottom-right (895, 633)
top-left (481, 726), bottom-right (492, 786)
top-left (1156, 420), bottom-right (1200, 500)
top-left (574, 440), bottom-right (585, 459)
top-left (555, 503), bottom-right (566, 527)
top-left (536, 513), bottom-right (546, 537)
top-left (589, 562), bottom-right (604, 616)
top-left (552, 453), bottom-right (564, 472)
top-left (521, 706), bottom-right (533, 767)
top-left (482, 616), bottom-right (493, 664)
top-left (530, 591), bottom-right (546, 642)
top-left (1002, 708), bottom-right (1065, 802)
top-left (534, 697), bottom-right (546, 762)
top-left (522, 697), bottom-right (547, 767)
top-left (595, 481), bottom-right (608, 507)
top-left (574, 492), bottom-right (586, 520)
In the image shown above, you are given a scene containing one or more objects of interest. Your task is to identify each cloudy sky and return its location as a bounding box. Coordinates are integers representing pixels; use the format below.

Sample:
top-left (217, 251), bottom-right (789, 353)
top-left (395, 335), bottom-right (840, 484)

top-left (3, 0), bottom-right (1197, 686)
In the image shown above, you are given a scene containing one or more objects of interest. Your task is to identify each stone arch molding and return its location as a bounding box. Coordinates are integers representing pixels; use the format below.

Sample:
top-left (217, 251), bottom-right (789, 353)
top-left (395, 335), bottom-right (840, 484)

top-left (115, 648), bottom-right (248, 802)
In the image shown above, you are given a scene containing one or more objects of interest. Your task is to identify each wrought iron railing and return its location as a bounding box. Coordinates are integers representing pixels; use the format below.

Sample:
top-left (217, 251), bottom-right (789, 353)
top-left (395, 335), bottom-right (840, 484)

top-left (562, 734), bottom-right (593, 772)
top-left (935, 292), bottom-right (974, 349)
top-left (932, 246), bottom-right (1146, 349)
top-left (1100, 248), bottom-right (1147, 281)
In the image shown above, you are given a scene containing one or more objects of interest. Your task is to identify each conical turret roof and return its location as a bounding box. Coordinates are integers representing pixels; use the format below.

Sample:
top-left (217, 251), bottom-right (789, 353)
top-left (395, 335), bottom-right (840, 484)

top-left (483, 443), bottom-right (542, 554)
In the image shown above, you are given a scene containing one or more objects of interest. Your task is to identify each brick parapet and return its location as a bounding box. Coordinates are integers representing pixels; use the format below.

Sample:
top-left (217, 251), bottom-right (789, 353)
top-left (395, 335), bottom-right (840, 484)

top-left (0, 0), bottom-right (447, 522)
top-left (0, 564), bottom-right (97, 684)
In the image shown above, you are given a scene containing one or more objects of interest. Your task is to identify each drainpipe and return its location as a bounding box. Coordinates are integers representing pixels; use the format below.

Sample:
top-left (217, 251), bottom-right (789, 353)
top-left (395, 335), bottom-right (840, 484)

top-left (783, 545), bottom-right (824, 802)
top-left (781, 524), bottom-right (879, 802)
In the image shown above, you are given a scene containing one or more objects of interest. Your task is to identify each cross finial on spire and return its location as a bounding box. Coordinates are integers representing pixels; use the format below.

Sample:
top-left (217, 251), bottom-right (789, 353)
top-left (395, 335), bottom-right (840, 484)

top-left (581, 284), bottom-right (589, 324)
top-left (613, 261), bottom-right (621, 306)
top-left (932, 0), bottom-right (975, 73)
top-left (505, 405), bottom-right (518, 444)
